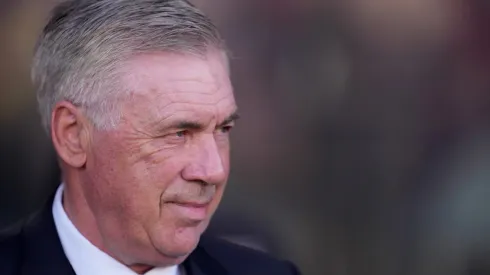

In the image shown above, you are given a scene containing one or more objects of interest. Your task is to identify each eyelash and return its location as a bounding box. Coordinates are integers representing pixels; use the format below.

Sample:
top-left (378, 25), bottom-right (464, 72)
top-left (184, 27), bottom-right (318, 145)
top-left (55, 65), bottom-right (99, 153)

top-left (172, 126), bottom-right (232, 139)
top-left (219, 126), bottom-right (233, 133)
top-left (175, 130), bottom-right (188, 138)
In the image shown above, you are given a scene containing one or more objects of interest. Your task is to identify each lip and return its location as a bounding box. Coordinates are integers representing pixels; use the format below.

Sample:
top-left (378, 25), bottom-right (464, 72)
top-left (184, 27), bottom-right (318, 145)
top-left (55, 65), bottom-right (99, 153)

top-left (172, 201), bottom-right (209, 208)
top-left (166, 201), bottom-right (210, 221)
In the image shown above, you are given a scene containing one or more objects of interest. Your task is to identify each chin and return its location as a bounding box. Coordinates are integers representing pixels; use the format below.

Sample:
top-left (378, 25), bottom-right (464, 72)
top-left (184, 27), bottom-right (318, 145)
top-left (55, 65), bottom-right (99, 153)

top-left (152, 223), bottom-right (205, 261)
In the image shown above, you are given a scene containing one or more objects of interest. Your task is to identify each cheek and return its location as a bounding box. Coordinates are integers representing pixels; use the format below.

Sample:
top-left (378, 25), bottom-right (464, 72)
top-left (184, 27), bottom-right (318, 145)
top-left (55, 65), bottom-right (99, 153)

top-left (220, 147), bottom-right (231, 174)
top-left (86, 143), bottom-right (123, 195)
top-left (86, 141), bottom-right (167, 213)
top-left (139, 150), bottom-right (185, 189)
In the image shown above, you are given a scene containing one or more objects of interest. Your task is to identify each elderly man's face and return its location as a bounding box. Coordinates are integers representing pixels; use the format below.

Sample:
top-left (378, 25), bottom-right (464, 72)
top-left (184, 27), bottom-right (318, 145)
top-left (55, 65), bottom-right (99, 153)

top-left (82, 51), bottom-right (236, 265)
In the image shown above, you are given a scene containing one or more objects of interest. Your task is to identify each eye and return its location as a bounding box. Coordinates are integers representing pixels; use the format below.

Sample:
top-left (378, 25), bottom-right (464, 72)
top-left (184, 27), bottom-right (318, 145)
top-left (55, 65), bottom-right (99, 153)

top-left (218, 125), bottom-right (233, 135)
top-left (175, 130), bottom-right (188, 137)
top-left (162, 130), bottom-right (189, 144)
top-left (218, 125), bottom-right (233, 134)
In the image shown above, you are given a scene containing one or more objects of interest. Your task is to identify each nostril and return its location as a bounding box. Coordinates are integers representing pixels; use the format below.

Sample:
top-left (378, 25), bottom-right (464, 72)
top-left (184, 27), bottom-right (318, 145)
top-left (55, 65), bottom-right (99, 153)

top-left (196, 180), bottom-right (207, 186)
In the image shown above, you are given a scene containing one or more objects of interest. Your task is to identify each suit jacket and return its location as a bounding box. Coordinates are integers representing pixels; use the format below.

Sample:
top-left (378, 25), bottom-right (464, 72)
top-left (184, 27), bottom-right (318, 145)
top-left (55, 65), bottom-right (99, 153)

top-left (0, 197), bottom-right (300, 275)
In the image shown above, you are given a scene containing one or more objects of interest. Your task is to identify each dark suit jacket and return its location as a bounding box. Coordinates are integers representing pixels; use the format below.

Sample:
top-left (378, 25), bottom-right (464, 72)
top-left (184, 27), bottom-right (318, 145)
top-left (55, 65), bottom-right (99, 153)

top-left (0, 198), bottom-right (300, 275)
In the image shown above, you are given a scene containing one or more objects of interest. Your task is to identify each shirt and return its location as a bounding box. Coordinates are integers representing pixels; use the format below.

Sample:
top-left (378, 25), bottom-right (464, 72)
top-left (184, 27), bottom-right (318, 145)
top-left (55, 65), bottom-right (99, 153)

top-left (52, 184), bottom-right (181, 275)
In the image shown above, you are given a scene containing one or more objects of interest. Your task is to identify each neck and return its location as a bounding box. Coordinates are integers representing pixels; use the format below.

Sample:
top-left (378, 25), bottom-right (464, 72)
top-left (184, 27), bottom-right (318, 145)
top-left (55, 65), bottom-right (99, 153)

top-left (62, 174), bottom-right (155, 274)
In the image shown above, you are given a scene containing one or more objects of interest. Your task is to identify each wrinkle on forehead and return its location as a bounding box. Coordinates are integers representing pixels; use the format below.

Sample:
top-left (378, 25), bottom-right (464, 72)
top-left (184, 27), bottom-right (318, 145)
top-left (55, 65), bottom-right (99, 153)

top-left (121, 51), bottom-right (232, 101)
top-left (125, 89), bottom-right (235, 127)
top-left (121, 50), bottom-right (230, 92)
top-left (117, 50), bottom-right (235, 132)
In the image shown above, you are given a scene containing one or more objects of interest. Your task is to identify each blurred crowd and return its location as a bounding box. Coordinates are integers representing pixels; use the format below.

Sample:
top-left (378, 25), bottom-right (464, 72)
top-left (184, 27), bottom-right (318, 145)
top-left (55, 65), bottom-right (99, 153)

top-left (1, 0), bottom-right (490, 274)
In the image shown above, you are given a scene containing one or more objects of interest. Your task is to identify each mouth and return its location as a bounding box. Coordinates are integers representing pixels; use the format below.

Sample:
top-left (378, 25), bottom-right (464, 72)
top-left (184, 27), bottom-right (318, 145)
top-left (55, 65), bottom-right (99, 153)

top-left (166, 200), bottom-right (211, 221)
top-left (171, 201), bottom-right (210, 208)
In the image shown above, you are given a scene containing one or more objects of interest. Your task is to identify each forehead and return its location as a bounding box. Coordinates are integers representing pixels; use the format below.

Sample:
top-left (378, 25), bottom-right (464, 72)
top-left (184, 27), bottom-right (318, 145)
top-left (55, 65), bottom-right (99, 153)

top-left (119, 51), bottom-right (236, 124)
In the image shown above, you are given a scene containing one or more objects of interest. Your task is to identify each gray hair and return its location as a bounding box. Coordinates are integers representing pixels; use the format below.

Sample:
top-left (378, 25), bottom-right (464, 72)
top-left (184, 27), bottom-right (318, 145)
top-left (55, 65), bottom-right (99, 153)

top-left (32, 0), bottom-right (226, 133)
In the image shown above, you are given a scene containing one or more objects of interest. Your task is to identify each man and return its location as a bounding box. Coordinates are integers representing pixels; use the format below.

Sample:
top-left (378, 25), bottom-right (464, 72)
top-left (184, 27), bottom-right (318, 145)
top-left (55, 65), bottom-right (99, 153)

top-left (0, 0), bottom-right (300, 274)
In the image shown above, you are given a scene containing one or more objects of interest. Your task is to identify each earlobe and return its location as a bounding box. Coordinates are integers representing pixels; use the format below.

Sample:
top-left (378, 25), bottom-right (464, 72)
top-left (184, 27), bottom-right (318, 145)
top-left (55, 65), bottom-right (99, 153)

top-left (51, 101), bottom-right (88, 168)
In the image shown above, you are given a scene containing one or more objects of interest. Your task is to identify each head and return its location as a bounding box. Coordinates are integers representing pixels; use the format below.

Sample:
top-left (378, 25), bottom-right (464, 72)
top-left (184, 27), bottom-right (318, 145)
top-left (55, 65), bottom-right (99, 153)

top-left (32, 0), bottom-right (236, 269)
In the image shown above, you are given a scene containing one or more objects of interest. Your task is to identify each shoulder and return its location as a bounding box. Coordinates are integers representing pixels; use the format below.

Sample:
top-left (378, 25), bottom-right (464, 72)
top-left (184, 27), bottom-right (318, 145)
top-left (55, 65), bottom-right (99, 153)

top-left (0, 221), bottom-right (23, 275)
top-left (199, 235), bottom-right (300, 274)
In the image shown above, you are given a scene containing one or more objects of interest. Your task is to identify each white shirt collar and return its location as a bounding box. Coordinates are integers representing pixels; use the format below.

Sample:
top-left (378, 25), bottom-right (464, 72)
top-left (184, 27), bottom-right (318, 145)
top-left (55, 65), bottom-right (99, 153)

top-left (52, 183), bottom-right (181, 275)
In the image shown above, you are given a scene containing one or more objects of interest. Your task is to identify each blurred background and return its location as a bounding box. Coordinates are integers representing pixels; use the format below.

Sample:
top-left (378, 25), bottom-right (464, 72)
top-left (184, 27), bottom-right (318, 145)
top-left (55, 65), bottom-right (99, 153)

top-left (1, 0), bottom-right (490, 274)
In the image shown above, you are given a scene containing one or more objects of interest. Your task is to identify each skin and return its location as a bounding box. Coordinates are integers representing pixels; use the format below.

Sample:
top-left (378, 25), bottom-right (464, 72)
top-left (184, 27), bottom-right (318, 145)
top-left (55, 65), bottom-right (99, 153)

top-left (51, 50), bottom-right (237, 273)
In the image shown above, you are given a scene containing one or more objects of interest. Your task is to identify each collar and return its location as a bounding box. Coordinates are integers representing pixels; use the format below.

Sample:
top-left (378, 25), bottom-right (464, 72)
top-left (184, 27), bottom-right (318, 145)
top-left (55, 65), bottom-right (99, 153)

top-left (18, 184), bottom-right (226, 275)
top-left (52, 184), bottom-right (180, 275)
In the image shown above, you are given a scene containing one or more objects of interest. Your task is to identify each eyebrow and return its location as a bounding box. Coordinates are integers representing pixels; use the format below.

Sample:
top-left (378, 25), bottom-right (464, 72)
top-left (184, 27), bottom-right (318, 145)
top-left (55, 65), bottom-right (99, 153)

top-left (217, 111), bottom-right (240, 128)
top-left (174, 121), bottom-right (204, 130)
top-left (170, 111), bottom-right (240, 131)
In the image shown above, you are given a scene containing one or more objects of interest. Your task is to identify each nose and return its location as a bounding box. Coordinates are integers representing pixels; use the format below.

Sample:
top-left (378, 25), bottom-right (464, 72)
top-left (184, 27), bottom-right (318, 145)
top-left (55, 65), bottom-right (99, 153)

top-left (181, 134), bottom-right (227, 185)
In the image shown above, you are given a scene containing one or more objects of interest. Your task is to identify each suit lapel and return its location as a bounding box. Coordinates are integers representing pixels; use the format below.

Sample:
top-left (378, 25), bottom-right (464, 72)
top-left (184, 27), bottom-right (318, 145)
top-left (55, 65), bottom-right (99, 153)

top-left (183, 239), bottom-right (228, 275)
top-left (17, 193), bottom-right (227, 275)
top-left (20, 196), bottom-right (76, 275)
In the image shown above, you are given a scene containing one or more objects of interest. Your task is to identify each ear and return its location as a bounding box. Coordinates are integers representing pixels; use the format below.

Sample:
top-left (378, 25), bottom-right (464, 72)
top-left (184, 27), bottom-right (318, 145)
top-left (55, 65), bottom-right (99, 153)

top-left (51, 101), bottom-right (90, 168)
